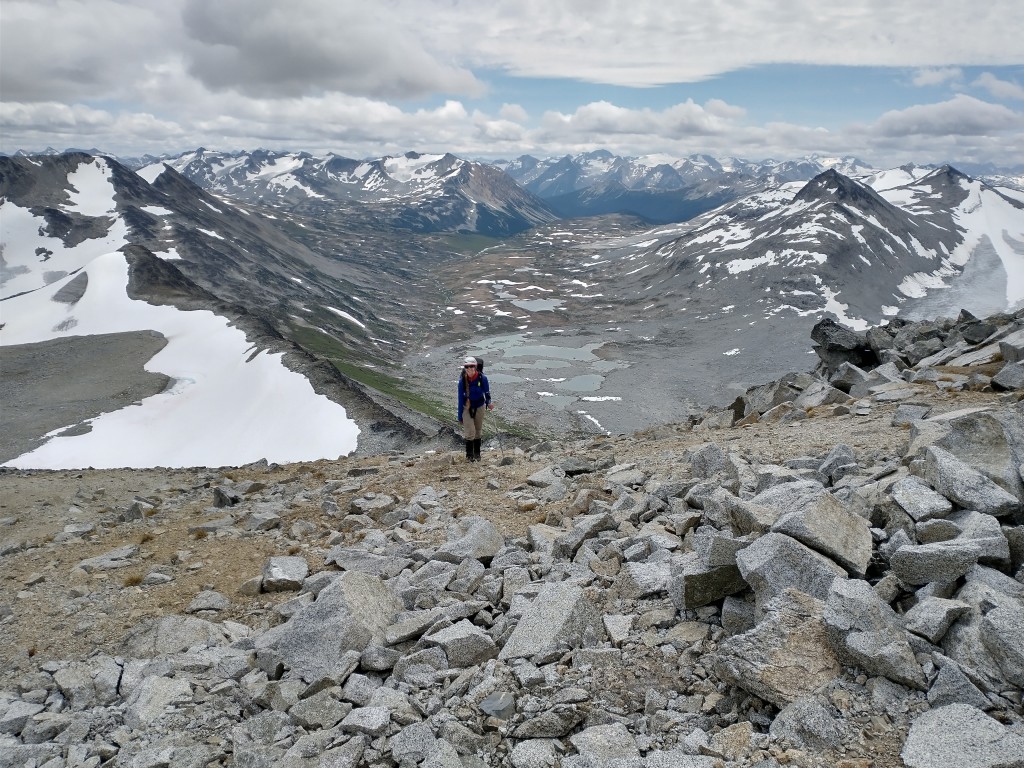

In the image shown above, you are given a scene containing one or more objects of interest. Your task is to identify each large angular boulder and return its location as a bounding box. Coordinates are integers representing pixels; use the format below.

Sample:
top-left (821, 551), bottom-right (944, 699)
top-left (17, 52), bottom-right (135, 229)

top-left (921, 446), bottom-right (1019, 518)
top-left (992, 361), bottom-right (1024, 390)
top-left (423, 619), bottom-right (499, 668)
top-left (770, 489), bottom-right (872, 576)
top-left (121, 616), bottom-right (233, 657)
top-left (823, 578), bottom-right (927, 690)
top-left (890, 541), bottom-right (980, 586)
top-left (980, 602), bottom-right (1024, 687)
top-left (669, 552), bottom-right (748, 611)
top-left (124, 677), bottom-right (193, 730)
top-left (901, 704), bottom-right (1024, 768)
top-left (811, 317), bottom-right (876, 374)
top-left (741, 378), bottom-right (803, 418)
top-left (942, 566), bottom-right (1024, 694)
top-left (708, 589), bottom-right (841, 708)
top-left (946, 509), bottom-right (1012, 567)
top-left (552, 512), bottom-right (617, 559)
top-left (901, 597), bottom-right (971, 644)
top-left (792, 378), bottom-right (851, 410)
top-left (891, 477), bottom-right (953, 522)
top-left (569, 722), bottom-right (640, 763)
top-left (255, 571), bottom-right (402, 683)
top-left (736, 532), bottom-right (847, 612)
top-left (434, 516), bottom-right (506, 564)
top-left (261, 556), bottom-right (308, 592)
top-left (616, 560), bottom-right (672, 599)
top-left (499, 581), bottom-right (606, 661)
top-left (933, 405), bottom-right (1024, 500)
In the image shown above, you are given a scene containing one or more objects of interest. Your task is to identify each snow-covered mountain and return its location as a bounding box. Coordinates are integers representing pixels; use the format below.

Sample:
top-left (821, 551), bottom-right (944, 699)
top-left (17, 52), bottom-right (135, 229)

top-left (138, 149), bottom-right (558, 237)
top-left (0, 152), bottom-right (443, 468)
top-left (590, 164), bottom-right (1024, 330)
top-left (4, 149), bottom-right (1024, 468)
top-left (399, 162), bottom-right (1024, 437)
top-left (492, 150), bottom-right (877, 223)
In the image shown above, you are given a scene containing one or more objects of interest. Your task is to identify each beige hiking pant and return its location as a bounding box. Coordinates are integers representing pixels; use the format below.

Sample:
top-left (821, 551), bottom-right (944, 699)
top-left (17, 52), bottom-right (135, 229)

top-left (461, 404), bottom-right (485, 440)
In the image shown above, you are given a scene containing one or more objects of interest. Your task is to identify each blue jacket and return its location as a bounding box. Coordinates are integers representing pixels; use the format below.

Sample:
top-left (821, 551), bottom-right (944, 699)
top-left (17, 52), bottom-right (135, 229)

top-left (458, 372), bottom-right (491, 420)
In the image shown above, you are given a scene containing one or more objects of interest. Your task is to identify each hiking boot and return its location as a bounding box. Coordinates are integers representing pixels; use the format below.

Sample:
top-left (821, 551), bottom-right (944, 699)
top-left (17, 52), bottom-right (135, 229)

top-left (465, 440), bottom-right (473, 461)
top-left (473, 438), bottom-right (482, 461)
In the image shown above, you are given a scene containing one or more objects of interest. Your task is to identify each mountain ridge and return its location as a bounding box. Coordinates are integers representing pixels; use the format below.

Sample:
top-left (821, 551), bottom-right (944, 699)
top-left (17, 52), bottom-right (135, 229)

top-left (3, 150), bottom-right (1024, 467)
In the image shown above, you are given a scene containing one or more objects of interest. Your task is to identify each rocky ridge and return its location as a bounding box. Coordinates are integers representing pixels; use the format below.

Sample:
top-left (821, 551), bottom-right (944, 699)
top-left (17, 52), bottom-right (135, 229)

top-left (2, 310), bottom-right (1024, 768)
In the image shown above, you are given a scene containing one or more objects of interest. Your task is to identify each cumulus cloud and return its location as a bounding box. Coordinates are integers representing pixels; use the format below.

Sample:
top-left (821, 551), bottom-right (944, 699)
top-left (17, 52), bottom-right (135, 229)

top-left (973, 72), bottom-right (1024, 101)
top-left (0, 0), bottom-right (1022, 167)
top-left (0, 1), bottom-right (178, 102)
top-left (179, 0), bottom-right (483, 99)
top-left (872, 94), bottom-right (1022, 137)
top-left (420, 0), bottom-right (1024, 86)
top-left (539, 99), bottom-right (745, 142)
top-left (499, 104), bottom-right (529, 122)
top-left (912, 68), bottom-right (963, 87)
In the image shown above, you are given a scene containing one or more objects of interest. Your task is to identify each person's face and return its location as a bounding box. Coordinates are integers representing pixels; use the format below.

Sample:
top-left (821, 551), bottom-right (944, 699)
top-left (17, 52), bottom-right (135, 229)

top-left (464, 364), bottom-right (477, 376)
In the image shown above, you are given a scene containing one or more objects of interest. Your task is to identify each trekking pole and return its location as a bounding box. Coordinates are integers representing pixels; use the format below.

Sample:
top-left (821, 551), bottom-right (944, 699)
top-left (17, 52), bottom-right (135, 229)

top-left (487, 413), bottom-right (504, 460)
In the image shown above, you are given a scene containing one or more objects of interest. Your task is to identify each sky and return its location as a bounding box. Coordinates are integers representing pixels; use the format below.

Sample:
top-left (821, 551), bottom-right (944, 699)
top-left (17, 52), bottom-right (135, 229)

top-left (0, 157), bottom-right (361, 469)
top-left (1, 1), bottom-right (1023, 168)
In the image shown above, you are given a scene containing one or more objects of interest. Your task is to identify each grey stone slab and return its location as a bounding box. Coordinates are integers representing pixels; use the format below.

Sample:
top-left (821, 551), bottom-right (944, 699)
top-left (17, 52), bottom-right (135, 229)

top-left (901, 703), bottom-right (1024, 768)
top-left (616, 560), bottom-right (671, 599)
top-left (390, 721), bottom-right (438, 764)
top-left (823, 578), bottom-right (927, 690)
top-left (124, 676), bottom-right (193, 729)
top-left (708, 588), bottom-right (840, 708)
top-left (339, 706), bottom-right (391, 737)
top-left (980, 603), bottom-right (1024, 687)
top-left (923, 445), bottom-right (1019, 518)
top-left (76, 544), bottom-right (138, 572)
top-left (669, 552), bottom-right (748, 611)
top-left (255, 571), bottom-right (402, 683)
top-left (892, 476), bottom-right (953, 522)
top-left (771, 489), bottom-right (872, 576)
top-left (499, 580), bottom-right (606, 661)
top-left (927, 656), bottom-right (992, 710)
top-left (434, 516), bottom-right (505, 564)
top-left (902, 596), bottom-right (971, 644)
top-left (261, 556), bottom-right (309, 592)
top-left (288, 690), bottom-right (349, 730)
top-left (736, 532), bottom-right (846, 611)
top-left (324, 548), bottom-right (412, 578)
top-left (891, 541), bottom-right (980, 586)
top-left (569, 722), bottom-right (640, 761)
top-left (424, 619), bottom-right (498, 667)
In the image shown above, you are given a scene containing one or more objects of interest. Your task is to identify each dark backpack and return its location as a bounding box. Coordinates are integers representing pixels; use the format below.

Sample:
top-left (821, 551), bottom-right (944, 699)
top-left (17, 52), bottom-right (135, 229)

top-left (474, 356), bottom-right (485, 373)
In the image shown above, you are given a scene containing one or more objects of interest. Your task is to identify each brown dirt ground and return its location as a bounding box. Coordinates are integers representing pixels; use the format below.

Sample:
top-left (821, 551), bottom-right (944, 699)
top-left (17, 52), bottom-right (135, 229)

top-left (1, 383), bottom-right (1000, 672)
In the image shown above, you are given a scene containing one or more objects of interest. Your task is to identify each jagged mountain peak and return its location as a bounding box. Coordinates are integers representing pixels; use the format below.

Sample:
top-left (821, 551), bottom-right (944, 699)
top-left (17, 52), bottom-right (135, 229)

top-left (794, 168), bottom-right (890, 208)
top-left (919, 164), bottom-right (970, 185)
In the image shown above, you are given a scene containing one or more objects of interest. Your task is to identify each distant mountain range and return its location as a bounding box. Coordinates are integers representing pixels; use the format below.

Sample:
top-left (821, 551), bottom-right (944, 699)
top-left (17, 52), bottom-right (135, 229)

top-left (136, 149), bottom-right (559, 237)
top-left (126, 147), bottom-right (1024, 234)
top-left (2, 148), bottom-right (1023, 466)
top-left (492, 150), bottom-right (877, 223)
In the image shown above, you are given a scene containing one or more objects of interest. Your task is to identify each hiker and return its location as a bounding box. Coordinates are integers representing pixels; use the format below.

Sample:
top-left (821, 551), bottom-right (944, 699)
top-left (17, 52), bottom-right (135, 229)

top-left (457, 355), bottom-right (493, 462)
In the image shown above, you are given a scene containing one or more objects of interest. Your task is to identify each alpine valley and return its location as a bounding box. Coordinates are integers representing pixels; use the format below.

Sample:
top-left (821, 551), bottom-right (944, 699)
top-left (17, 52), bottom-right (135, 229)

top-left (2, 148), bottom-right (1024, 468)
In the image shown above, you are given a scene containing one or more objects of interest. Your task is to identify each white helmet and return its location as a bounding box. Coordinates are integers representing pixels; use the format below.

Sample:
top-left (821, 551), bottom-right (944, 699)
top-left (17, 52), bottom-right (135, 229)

top-left (463, 356), bottom-right (478, 366)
